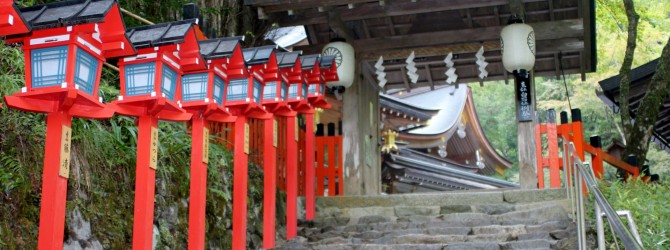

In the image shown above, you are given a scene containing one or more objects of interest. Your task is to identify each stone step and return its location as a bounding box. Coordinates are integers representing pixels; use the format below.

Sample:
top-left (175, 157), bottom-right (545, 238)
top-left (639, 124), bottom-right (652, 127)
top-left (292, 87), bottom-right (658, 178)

top-left (316, 188), bottom-right (567, 210)
top-left (277, 240), bottom-right (560, 250)
top-left (317, 199), bottom-right (572, 219)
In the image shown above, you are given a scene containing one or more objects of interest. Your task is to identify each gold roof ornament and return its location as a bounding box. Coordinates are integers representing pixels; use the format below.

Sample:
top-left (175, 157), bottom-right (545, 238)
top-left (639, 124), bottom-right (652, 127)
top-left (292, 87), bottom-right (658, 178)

top-left (381, 129), bottom-right (399, 154)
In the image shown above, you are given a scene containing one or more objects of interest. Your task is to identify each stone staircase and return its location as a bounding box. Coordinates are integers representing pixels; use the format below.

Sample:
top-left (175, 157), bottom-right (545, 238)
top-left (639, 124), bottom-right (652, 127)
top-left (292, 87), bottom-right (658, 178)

top-left (277, 188), bottom-right (584, 250)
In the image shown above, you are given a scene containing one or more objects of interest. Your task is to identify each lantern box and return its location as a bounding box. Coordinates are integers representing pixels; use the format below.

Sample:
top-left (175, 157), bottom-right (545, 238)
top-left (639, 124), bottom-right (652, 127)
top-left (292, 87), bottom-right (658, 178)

top-left (0, 0), bottom-right (30, 37)
top-left (114, 19), bottom-right (206, 121)
top-left (4, 0), bottom-right (135, 119)
top-left (222, 45), bottom-right (277, 116)
top-left (262, 51), bottom-right (301, 114)
top-left (179, 36), bottom-right (246, 122)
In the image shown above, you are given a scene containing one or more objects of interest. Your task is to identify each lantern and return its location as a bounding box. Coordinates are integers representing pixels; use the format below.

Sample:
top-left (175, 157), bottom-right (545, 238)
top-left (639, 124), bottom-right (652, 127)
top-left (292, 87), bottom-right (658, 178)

top-left (266, 51), bottom-right (302, 112)
top-left (321, 38), bottom-right (354, 88)
top-left (500, 17), bottom-right (535, 73)
top-left (113, 19), bottom-right (206, 250)
top-left (0, 0), bottom-right (30, 37)
top-left (1, 0), bottom-right (135, 248)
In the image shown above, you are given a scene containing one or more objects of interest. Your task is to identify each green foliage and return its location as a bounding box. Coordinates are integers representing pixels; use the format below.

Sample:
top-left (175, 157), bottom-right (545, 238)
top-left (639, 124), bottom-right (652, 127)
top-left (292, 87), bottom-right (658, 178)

top-left (596, 179), bottom-right (670, 248)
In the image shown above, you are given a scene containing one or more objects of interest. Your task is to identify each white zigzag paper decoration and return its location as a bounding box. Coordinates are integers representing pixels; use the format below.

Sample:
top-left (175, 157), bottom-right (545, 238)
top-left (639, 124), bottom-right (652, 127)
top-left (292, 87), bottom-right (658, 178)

top-left (476, 46), bottom-right (488, 79)
top-left (405, 51), bottom-right (419, 84)
top-left (375, 56), bottom-right (387, 88)
top-left (444, 52), bottom-right (458, 84)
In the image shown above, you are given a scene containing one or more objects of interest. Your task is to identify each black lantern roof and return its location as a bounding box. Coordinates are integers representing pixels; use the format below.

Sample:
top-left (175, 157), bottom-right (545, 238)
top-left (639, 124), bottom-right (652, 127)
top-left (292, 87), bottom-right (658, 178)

top-left (276, 51), bottom-right (302, 69)
top-left (199, 36), bottom-right (244, 60)
top-left (20, 0), bottom-right (117, 30)
top-left (319, 55), bottom-right (336, 69)
top-left (242, 45), bottom-right (277, 65)
top-left (300, 54), bottom-right (320, 70)
top-left (126, 19), bottom-right (199, 48)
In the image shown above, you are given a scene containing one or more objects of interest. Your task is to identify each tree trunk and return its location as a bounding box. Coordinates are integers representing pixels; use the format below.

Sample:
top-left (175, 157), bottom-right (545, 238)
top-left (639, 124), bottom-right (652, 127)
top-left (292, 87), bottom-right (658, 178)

top-left (619, 0), bottom-right (670, 166)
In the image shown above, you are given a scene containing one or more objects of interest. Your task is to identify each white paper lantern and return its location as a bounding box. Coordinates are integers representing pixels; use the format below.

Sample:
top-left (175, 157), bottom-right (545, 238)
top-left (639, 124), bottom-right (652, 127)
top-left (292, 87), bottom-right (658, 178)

top-left (500, 22), bottom-right (535, 73)
top-left (322, 39), bottom-right (355, 88)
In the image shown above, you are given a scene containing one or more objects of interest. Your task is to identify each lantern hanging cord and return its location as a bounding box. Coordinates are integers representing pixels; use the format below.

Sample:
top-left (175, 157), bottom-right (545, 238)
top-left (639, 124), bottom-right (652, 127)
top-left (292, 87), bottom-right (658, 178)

top-left (559, 52), bottom-right (572, 110)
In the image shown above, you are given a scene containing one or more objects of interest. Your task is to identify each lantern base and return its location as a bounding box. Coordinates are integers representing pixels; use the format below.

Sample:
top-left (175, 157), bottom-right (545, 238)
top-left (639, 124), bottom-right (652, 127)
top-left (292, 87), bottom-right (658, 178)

top-left (308, 96), bottom-right (332, 109)
top-left (4, 87), bottom-right (113, 119)
top-left (263, 102), bottom-right (297, 117)
top-left (182, 102), bottom-right (236, 123)
top-left (288, 99), bottom-right (313, 113)
top-left (110, 96), bottom-right (191, 121)
top-left (226, 102), bottom-right (271, 119)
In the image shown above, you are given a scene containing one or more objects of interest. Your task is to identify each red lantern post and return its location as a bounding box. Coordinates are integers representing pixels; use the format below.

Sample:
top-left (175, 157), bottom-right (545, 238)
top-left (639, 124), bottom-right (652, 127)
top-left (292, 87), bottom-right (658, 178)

top-left (284, 53), bottom-right (316, 239)
top-left (2, 1), bottom-right (135, 248)
top-left (261, 50), bottom-right (302, 248)
top-left (111, 19), bottom-right (205, 250)
top-left (225, 45), bottom-right (276, 249)
top-left (182, 36), bottom-right (244, 250)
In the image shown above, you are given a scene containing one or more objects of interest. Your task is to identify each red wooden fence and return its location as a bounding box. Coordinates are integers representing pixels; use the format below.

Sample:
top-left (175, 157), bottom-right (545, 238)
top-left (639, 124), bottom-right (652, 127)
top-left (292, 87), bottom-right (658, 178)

top-left (535, 109), bottom-right (642, 189)
top-left (314, 136), bottom-right (344, 196)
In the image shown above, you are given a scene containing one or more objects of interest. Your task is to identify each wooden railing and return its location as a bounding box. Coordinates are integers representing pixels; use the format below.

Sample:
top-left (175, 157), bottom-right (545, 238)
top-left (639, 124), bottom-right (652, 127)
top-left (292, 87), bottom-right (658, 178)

top-left (315, 136), bottom-right (344, 196)
top-left (535, 109), bottom-right (645, 189)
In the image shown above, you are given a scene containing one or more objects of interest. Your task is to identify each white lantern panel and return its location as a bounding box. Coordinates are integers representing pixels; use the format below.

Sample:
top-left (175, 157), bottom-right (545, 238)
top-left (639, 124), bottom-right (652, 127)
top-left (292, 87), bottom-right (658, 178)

top-left (227, 78), bottom-right (248, 101)
top-left (125, 62), bottom-right (156, 97)
top-left (288, 84), bottom-right (299, 99)
top-left (253, 79), bottom-right (263, 104)
top-left (264, 81), bottom-right (277, 100)
top-left (161, 66), bottom-right (178, 101)
top-left (31, 46), bottom-right (68, 89)
top-left (213, 76), bottom-right (225, 105)
top-left (74, 48), bottom-right (100, 95)
top-left (322, 41), bottom-right (355, 88)
top-left (181, 73), bottom-right (208, 101)
top-left (500, 23), bottom-right (535, 73)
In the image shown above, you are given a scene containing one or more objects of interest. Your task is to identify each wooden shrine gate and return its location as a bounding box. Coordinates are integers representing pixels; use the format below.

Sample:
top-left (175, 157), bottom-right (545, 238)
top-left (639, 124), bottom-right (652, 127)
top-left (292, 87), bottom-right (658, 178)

top-left (534, 108), bottom-right (657, 189)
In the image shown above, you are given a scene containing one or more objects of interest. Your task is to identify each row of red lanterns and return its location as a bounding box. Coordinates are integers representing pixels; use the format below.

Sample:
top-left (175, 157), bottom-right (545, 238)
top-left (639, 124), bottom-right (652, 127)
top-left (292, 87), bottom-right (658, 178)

top-left (0, 0), bottom-right (337, 249)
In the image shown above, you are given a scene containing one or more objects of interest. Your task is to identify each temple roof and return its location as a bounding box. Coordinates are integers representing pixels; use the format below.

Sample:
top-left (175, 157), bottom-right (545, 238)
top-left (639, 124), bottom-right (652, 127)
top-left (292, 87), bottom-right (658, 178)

top-left (598, 59), bottom-right (670, 153)
top-left (383, 148), bottom-right (518, 193)
top-left (380, 84), bottom-right (512, 175)
top-left (20, 0), bottom-right (116, 30)
top-left (126, 19), bottom-right (199, 48)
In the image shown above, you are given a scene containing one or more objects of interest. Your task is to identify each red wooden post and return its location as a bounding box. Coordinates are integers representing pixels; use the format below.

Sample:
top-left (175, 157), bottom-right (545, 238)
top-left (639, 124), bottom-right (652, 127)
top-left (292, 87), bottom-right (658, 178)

top-left (546, 110), bottom-right (561, 188)
top-left (534, 122), bottom-right (545, 189)
top-left (559, 111), bottom-right (571, 186)
top-left (263, 117), bottom-right (277, 249)
top-left (328, 137), bottom-right (337, 196)
top-left (316, 137), bottom-right (325, 196)
top-left (304, 111), bottom-right (316, 220)
top-left (132, 115), bottom-right (159, 250)
top-left (337, 136), bottom-right (344, 195)
top-left (589, 136), bottom-right (604, 179)
top-left (187, 115), bottom-right (207, 250)
top-left (232, 115), bottom-right (249, 249)
top-left (285, 115), bottom-right (298, 239)
top-left (571, 109), bottom-right (585, 161)
top-left (37, 112), bottom-right (72, 249)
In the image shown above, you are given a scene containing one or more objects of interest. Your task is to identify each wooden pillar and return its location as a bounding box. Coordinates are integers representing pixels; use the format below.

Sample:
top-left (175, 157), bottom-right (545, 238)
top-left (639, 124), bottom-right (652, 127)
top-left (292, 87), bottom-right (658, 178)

top-left (262, 117), bottom-right (277, 249)
top-left (187, 115), bottom-right (208, 250)
top-left (232, 115), bottom-right (249, 249)
top-left (37, 111), bottom-right (72, 250)
top-left (285, 115), bottom-right (298, 239)
top-left (303, 111), bottom-right (316, 220)
top-left (132, 115), bottom-right (159, 250)
top-left (514, 70), bottom-right (538, 189)
top-left (342, 62), bottom-right (381, 195)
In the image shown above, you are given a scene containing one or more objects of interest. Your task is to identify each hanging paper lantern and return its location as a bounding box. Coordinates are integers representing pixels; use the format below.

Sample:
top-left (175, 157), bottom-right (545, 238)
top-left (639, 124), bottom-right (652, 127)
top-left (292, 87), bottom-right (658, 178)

top-left (500, 18), bottom-right (535, 73)
top-left (321, 38), bottom-right (355, 88)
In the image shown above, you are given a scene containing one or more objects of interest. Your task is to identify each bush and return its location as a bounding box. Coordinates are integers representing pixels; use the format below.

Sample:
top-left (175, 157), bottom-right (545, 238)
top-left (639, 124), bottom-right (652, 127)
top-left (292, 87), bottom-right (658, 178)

top-left (597, 179), bottom-right (670, 248)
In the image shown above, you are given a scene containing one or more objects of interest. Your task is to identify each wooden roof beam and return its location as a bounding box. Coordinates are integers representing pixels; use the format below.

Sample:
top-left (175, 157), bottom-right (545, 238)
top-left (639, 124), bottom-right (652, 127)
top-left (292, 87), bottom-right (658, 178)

top-left (274, 0), bottom-right (544, 26)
